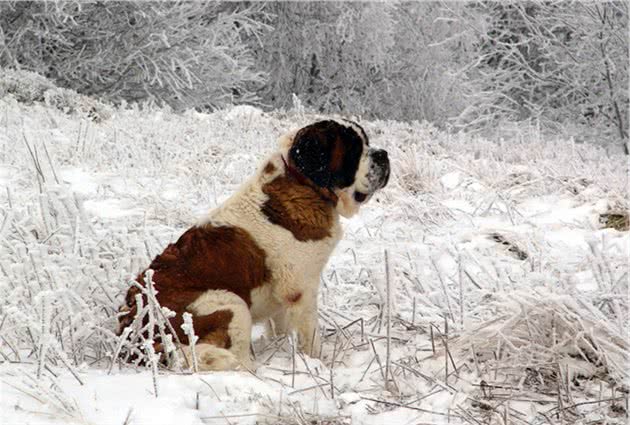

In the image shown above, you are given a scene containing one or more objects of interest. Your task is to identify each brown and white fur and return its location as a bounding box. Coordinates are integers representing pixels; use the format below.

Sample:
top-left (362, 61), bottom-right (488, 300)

top-left (118, 119), bottom-right (390, 371)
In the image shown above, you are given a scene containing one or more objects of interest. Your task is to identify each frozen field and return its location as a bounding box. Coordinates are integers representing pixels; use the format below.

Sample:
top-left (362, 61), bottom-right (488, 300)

top-left (0, 93), bottom-right (628, 424)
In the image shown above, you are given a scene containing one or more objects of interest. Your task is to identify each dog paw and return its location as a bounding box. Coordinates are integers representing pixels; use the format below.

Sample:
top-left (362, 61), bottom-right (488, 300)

top-left (187, 344), bottom-right (240, 371)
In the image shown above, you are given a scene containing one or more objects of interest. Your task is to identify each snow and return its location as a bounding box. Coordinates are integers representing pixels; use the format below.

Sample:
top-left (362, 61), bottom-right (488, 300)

top-left (60, 168), bottom-right (99, 195)
top-left (0, 165), bottom-right (16, 186)
top-left (440, 171), bottom-right (462, 190)
top-left (224, 105), bottom-right (265, 122)
top-left (0, 96), bottom-right (628, 425)
top-left (83, 199), bottom-right (145, 219)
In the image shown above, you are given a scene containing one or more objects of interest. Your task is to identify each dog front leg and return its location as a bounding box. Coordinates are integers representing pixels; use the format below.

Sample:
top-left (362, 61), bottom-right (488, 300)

top-left (283, 287), bottom-right (321, 358)
top-left (273, 269), bottom-right (321, 358)
top-left (295, 301), bottom-right (321, 359)
top-left (264, 309), bottom-right (288, 337)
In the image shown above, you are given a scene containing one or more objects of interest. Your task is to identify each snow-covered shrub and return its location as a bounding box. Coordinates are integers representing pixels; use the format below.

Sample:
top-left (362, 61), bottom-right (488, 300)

top-left (450, 1), bottom-right (629, 149)
top-left (0, 2), bottom-right (269, 110)
top-left (43, 87), bottom-right (113, 122)
top-left (0, 68), bottom-right (113, 121)
top-left (0, 67), bottom-right (56, 103)
top-left (383, 2), bottom-right (474, 124)
top-left (453, 290), bottom-right (629, 385)
top-left (252, 3), bottom-right (472, 124)
top-left (0, 182), bottom-right (124, 371)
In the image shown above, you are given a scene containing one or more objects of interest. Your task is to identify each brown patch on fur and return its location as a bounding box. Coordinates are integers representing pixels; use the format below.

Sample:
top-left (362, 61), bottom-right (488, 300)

top-left (118, 225), bottom-right (269, 346)
top-left (261, 175), bottom-right (335, 241)
top-left (194, 310), bottom-right (233, 349)
top-left (329, 137), bottom-right (345, 172)
top-left (283, 156), bottom-right (339, 205)
top-left (287, 292), bottom-right (302, 304)
top-left (263, 161), bottom-right (276, 174)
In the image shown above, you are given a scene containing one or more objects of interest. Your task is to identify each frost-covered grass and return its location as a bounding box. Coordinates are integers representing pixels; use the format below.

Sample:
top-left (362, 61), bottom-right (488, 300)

top-left (0, 87), bottom-right (628, 425)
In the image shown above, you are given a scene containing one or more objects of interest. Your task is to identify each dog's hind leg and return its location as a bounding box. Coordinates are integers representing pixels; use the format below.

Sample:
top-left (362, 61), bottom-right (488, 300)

top-left (186, 290), bottom-right (253, 371)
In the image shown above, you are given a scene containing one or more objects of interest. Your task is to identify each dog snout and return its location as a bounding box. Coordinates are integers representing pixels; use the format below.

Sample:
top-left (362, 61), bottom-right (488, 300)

top-left (370, 149), bottom-right (390, 188)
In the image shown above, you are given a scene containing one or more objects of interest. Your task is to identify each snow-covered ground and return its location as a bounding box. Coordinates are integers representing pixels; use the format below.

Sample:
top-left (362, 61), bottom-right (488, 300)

top-left (0, 92), bottom-right (628, 425)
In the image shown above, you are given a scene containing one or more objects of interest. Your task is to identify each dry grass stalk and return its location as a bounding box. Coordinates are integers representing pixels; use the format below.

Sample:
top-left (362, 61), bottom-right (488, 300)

top-left (360, 395), bottom-right (462, 419)
top-left (384, 249), bottom-right (392, 392)
top-left (329, 331), bottom-right (339, 399)
top-left (290, 331), bottom-right (296, 388)
top-left (434, 289), bottom-right (629, 422)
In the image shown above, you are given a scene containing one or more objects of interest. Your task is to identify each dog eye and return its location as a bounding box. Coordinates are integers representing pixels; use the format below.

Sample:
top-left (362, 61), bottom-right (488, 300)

top-left (354, 192), bottom-right (368, 203)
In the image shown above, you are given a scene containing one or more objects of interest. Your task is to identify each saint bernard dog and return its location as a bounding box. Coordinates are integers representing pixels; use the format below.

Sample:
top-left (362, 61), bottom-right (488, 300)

top-left (118, 119), bottom-right (390, 370)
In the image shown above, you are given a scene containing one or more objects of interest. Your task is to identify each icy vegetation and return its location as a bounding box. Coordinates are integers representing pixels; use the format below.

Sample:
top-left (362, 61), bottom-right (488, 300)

top-left (0, 82), bottom-right (628, 424)
top-left (1, 2), bottom-right (627, 147)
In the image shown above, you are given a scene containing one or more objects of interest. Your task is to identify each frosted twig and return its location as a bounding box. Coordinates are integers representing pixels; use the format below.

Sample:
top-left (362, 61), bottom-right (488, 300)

top-left (109, 327), bottom-right (132, 374)
top-left (181, 312), bottom-right (198, 373)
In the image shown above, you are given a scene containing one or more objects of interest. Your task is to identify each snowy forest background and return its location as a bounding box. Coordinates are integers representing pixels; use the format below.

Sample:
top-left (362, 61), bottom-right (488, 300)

top-left (1, 1), bottom-right (628, 150)
top-left (0, 2), bottom-right (629, 425)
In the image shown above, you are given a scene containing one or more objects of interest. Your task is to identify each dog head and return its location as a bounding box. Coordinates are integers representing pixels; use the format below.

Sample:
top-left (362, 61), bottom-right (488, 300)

top-left (281, 119), bottom-right (390, 217)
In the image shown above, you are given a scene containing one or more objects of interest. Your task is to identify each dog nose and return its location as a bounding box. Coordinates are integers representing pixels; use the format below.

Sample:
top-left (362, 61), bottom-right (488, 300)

top-left (370, 149), bottom-right (390, 189)
top-left (372, 149), bottom-right (388, 163)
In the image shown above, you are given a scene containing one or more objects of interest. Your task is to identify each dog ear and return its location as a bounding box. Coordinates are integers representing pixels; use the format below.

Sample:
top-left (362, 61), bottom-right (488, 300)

top-left (289, 121), bottom-right (334, 188)
top-left (289, 121), bottom-right (363, 189)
